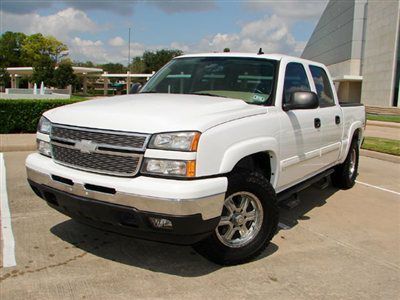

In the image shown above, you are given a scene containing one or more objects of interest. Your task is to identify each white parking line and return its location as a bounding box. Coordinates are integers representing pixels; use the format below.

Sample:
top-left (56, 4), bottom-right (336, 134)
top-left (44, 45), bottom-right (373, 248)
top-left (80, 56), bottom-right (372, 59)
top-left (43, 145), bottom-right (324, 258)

top-left (0, 153), bottom-right (17, 267)
top-left (356, 180), bottom-right (400, 196)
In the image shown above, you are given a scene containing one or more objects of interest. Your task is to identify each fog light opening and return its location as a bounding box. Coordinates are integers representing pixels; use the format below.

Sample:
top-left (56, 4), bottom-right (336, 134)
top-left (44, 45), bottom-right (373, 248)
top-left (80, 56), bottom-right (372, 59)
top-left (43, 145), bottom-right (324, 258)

top-left (148, 217), bottom-right (173, 230)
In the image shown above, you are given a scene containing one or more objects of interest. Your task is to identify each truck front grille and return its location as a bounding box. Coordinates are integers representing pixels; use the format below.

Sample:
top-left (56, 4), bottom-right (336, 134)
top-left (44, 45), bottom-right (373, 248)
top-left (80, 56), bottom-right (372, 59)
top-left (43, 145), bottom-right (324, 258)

top-left (50, 125), bottom-right (149, 177)
top-left (51, 125), bottom-right (148, 151)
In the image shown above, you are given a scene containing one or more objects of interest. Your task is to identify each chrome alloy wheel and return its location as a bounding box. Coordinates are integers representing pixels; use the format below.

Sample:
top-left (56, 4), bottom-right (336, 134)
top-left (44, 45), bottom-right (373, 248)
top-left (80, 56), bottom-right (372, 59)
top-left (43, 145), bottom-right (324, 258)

top-left (216, 192), bottom-right (264, 248)
top-left (349, 148), bottom-right (357, 179)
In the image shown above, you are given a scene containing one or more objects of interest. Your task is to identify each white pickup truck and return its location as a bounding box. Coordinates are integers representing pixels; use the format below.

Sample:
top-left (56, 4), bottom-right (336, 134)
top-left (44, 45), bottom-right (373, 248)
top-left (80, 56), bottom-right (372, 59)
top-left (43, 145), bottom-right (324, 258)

top-left (26, 53), bottom-right (365, 265)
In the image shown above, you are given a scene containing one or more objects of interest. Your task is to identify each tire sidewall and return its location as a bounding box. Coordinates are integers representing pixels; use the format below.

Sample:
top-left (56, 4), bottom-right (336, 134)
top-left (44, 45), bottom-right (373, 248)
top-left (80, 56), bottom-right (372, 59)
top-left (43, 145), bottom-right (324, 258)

top-left (344, 139), bottom-right (360, 187)
top-left (197, 171), bottom-right (278, 264)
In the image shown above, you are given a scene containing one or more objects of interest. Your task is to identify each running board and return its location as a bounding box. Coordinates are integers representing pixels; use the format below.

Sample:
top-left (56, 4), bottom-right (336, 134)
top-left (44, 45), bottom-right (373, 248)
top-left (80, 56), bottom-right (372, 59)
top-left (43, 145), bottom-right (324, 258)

top-left (277, 169), bottom-right (335, 203)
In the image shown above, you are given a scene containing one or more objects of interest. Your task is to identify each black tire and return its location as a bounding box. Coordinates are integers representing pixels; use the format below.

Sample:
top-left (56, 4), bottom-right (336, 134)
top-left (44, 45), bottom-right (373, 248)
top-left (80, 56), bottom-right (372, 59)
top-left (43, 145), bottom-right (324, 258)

top-left (193, 171), bottom-right (279, 265)
top-left (331, 137), bottom-right (359, 189)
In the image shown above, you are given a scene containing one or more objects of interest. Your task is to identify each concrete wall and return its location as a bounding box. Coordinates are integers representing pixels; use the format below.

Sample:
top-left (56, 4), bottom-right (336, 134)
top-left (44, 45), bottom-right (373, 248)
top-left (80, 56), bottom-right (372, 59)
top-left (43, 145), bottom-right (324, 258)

top-left (360, 0), bottom-right (400, 107)
top-left (327, 59), bottom-right (362, 78)
top-left (337, 81), bottom-right (362, 103)
top-left (301, 0), bottom-right (367, 77)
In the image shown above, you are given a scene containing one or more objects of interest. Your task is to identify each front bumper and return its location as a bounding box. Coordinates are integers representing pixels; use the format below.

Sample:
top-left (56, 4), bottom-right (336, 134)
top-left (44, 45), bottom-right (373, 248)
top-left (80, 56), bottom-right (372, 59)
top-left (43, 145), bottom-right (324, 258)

top-left (26, 153), bottom-right (227, 244)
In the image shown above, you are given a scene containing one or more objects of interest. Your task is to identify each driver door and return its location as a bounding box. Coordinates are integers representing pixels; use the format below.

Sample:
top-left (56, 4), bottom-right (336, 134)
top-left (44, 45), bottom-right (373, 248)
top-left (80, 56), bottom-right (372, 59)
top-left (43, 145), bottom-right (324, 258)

top-left (277, 62), bottom-right (321, 191)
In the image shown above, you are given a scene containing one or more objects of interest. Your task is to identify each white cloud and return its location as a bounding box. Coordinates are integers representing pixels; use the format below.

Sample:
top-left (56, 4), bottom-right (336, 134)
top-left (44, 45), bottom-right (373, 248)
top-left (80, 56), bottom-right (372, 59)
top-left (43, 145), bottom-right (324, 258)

top-left (2, 8), bottom-right (98, 40)
top-left (195, 14), bottom-right (303, 55)
top-left (108, 36), bottom-right (126, 47)
top-left (70, 37), bottom-right (113, 62)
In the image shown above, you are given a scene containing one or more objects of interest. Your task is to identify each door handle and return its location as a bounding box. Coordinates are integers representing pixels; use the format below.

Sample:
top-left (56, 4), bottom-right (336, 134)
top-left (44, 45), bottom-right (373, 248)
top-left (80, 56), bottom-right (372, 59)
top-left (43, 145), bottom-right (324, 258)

top-left (335, 115), bottom-right (341, 124)
top-left (314, 118), bottom-right (321, 129)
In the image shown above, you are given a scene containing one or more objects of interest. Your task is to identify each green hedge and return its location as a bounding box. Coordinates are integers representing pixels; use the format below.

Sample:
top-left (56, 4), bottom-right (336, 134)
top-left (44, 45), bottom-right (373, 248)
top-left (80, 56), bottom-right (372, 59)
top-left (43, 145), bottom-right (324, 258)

top-left (0, 99), bottom-right (83, 133)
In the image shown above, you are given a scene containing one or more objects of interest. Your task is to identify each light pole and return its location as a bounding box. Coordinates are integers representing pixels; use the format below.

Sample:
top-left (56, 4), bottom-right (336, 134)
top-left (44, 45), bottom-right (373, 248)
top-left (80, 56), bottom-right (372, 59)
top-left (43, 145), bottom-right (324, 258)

top-left (128, 27), bottom-right (131, 71)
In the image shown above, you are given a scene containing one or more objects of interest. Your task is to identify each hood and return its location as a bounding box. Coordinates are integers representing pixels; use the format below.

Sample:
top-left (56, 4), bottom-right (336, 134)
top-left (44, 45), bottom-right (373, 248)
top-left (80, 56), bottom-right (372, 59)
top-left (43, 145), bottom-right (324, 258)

top-left (44, 94), bottom-right (267, 133)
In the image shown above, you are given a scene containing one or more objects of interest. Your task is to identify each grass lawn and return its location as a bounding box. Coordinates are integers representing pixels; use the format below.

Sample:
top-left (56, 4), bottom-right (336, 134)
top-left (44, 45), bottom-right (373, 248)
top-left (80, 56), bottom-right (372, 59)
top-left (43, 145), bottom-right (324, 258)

top-left (70, 95), bottom-right (89, 101)
top-left (367, 114), bottom-right (400, 123)
top-left (362, 137), bottom-right (400, 156)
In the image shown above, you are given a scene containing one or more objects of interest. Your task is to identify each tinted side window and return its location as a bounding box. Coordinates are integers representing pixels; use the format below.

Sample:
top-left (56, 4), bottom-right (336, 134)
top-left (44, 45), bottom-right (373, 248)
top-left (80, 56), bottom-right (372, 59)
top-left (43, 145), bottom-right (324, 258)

top-left (309, 65), bottom-right (335, 107)
top-left (283, 63), bottom-right (311, 104)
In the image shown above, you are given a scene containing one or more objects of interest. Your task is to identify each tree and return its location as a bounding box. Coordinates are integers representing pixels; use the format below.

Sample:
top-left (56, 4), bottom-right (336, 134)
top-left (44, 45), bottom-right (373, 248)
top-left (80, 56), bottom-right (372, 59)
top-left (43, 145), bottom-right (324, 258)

top-left (0, 31), bottom-right (27, 67)
top-left (74, 61), bottom-right (96, 68)
top-left (22, 33), bottom-right (68, 65)
top-left (142, 49), bottom-right (183, 73)
top-left (130, 56), bottom-right (145, 73)
top-left (223, 48), bottom-right (231, 52)
top-left (100, 63), bottom-right (127, 74)
top-left (31, 55), bottom-right (55, 85)
top-left (53, 61), bottom-right (76, 88)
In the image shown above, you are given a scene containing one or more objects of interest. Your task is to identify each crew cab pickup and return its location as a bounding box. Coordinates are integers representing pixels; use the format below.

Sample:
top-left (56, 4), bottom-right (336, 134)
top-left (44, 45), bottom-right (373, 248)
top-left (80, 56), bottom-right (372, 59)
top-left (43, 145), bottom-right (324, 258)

top-left (26, 53), bottom-right (365, 265)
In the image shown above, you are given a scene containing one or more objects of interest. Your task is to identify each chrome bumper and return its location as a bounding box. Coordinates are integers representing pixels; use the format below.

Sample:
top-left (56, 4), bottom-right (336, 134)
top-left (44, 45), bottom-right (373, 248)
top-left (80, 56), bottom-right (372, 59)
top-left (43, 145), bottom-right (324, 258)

top-left (26, 167), bottom-right (225, 220)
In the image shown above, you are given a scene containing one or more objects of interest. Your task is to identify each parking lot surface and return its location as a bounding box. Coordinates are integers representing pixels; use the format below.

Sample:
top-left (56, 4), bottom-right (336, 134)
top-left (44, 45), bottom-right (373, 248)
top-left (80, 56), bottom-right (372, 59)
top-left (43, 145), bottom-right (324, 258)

top-left (1, 151), bottom-right (399, 299)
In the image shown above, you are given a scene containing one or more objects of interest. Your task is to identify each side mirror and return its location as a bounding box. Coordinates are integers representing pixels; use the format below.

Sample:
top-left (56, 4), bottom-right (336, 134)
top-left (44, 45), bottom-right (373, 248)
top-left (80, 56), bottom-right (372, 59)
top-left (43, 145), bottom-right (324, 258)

top-left (283, 91), bottom-right (319, 111)
top-left (129, 83), bottom-right (142, 94)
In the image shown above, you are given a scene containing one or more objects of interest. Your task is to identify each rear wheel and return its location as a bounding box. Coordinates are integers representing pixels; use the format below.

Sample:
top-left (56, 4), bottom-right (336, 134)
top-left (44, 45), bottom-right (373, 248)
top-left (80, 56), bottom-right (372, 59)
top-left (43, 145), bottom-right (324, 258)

top-left (194, 171), bottom-right (279, 265)
top-left (332, 137), bottom-right (359, 189)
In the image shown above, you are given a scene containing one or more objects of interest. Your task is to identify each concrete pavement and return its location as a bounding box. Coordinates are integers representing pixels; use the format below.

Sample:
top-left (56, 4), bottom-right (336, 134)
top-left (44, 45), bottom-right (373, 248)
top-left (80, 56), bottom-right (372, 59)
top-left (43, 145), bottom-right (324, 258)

top-left (0, 134), bottom-right (36, 152)
top-left (364, 121), bottom-right (399, 140)
top-left (0, 151), bottom-right (399, 299)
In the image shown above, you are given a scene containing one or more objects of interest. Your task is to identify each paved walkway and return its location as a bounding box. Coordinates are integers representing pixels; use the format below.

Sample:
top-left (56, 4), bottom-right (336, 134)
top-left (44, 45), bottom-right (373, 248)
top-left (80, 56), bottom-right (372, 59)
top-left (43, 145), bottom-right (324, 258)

top-left (364, 121), bottom-right (400, 140)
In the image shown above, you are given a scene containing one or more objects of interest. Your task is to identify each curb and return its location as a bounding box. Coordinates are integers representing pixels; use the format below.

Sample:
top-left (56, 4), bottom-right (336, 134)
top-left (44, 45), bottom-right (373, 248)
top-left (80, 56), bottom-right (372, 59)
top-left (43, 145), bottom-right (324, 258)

top-left (360, 149), bottom-right (400, 164)
top-left (367, 120), bottom-right (400, 129)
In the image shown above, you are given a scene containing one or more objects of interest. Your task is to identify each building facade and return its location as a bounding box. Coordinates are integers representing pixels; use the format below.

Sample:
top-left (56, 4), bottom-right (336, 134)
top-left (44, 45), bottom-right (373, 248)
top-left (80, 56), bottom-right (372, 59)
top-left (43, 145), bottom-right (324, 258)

top-left (301, 0), bottom-right (400, 107)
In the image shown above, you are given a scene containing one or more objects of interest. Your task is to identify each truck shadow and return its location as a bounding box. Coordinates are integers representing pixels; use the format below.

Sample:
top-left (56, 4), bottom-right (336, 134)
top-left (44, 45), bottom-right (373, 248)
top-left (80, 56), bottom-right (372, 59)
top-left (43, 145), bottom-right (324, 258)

top-left (50, 184), bottom-right (337, 276)
top-left (50, 219), bottom-right (279, 277)
top-left (278, 184), bottom-right (340, 231)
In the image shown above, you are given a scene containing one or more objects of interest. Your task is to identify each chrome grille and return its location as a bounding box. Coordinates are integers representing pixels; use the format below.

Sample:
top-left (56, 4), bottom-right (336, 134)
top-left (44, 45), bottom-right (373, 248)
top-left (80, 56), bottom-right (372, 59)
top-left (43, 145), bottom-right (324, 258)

top-left (52, 144), bottom-right (141, 176)
top-left (50, 125), bottom-right (149, 177)
top-left (51, 125), bottom-right (148, 151)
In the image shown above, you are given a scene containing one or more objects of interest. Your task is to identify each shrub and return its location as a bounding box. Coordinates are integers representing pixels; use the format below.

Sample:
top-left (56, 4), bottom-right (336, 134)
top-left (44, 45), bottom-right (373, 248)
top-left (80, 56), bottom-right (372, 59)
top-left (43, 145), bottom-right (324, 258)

top-left (0, 99), bottom-right (82, 133)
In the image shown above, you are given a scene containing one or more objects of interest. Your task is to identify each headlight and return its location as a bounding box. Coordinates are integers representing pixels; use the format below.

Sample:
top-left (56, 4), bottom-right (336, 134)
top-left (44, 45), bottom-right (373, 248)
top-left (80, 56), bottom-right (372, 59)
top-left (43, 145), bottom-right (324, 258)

top-left (149, 132), bottom-right (200, 151)
top-left (37, 116), bottom-right (52, 134)
top-left (141, 158), bottom-right (196, 177)
top-left (37, 140), bottom-right (52, 157)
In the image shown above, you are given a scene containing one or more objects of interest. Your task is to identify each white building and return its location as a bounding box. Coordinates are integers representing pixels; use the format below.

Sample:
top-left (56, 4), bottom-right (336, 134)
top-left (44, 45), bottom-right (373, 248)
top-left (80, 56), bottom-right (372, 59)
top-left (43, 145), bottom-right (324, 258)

top-left (302, 0), bottom-right (400, 107)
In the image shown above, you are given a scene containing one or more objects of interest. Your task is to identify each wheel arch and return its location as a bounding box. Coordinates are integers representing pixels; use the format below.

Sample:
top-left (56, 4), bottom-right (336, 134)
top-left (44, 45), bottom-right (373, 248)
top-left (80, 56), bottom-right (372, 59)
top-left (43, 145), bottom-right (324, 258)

top-left (219, 137), bottom-right (279, 187)
top-left (340, 122), bottom-right (364, 163)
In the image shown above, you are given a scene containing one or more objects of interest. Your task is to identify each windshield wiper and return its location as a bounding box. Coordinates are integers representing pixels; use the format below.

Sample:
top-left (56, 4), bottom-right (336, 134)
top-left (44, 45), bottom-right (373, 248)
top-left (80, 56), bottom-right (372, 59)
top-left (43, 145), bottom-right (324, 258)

top-left (188, 92), bottom-right (227, 98)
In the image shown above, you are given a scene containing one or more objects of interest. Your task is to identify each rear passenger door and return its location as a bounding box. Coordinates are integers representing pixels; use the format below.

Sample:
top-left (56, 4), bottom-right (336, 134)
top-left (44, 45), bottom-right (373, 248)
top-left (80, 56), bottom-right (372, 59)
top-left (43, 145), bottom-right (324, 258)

top-left (309, 65), bottom-right (343, 166)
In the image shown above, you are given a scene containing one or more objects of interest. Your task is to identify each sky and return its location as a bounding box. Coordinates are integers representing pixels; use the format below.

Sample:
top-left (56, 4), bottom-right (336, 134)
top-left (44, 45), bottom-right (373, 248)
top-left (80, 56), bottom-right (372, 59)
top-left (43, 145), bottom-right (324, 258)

top-left (0, 0), bottom-right (328, 64)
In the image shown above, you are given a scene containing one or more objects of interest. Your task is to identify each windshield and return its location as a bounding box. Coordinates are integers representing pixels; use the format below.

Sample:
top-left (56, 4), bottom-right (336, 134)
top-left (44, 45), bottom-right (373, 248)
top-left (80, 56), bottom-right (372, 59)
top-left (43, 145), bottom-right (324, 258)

top-left (141, 57), bottom-right (277, 105)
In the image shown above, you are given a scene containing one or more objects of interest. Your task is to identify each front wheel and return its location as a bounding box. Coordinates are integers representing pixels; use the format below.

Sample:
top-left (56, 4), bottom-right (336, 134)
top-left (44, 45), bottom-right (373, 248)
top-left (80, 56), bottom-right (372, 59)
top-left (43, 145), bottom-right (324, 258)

top-left (331, 137), bottom-right (360, 189)
top-left (193, 171), bottom-right (279, 265)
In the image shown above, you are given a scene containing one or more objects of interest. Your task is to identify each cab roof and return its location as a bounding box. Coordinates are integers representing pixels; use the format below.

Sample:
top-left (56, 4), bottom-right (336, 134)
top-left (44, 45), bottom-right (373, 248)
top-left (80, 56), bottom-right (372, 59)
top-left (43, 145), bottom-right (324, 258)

top-left (176, 52), bottom-right (325, 67)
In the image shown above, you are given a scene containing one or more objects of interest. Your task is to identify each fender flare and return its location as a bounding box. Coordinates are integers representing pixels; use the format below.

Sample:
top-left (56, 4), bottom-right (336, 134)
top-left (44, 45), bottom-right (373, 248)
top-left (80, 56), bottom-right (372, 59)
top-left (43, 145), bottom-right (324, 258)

top-left (341, 121), bottom-right (364, 163)
top-left (219, 137), bottom-right (279, 186)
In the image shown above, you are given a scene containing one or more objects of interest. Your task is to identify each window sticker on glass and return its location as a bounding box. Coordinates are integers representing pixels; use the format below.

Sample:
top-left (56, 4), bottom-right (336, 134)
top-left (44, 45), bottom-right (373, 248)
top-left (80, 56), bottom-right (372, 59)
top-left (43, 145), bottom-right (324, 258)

top-left (252, 94), bottom-right (266, 103)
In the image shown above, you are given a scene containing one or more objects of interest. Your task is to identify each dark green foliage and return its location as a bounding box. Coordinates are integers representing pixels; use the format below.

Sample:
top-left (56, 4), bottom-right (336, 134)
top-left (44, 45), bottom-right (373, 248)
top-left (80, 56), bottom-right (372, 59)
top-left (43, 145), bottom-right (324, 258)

top-left (31, 55), bottom-right (56, 85)
top-left (0, 99), bottom-right (82, 133)
top-left (140, 49), bottom-right (183, 73)
top-left (0, 31), bottom-right (27, 67)
top-left (53, 61), bottom-right (76, 88)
